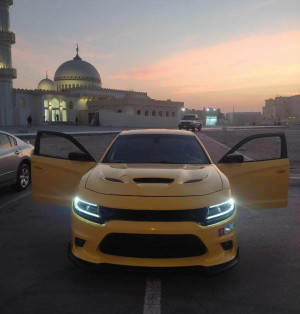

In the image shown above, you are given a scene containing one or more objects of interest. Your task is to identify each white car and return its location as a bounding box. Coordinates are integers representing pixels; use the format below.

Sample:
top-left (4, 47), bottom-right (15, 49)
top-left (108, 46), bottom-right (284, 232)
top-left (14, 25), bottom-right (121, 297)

top-left (0, 131), bottom-right (34, 191)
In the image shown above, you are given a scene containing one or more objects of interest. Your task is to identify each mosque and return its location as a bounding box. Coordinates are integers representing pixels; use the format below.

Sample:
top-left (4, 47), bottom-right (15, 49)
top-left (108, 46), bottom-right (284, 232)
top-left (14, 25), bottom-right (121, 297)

top-left (0, 0), bottom-right (183, 127)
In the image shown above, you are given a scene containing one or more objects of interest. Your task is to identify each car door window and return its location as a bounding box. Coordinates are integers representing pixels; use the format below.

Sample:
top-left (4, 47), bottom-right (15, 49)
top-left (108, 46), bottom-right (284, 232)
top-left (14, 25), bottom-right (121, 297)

top-left (38, 134), bottom-right (82, 159)
top-left (0, 134), bottom-right (12, 150)
top-left (236, 137), bottom-right (282, 161)
top-left (219, 133), bottom-right (287, 163)
top-left (35, 131), bottom-right (95, 161)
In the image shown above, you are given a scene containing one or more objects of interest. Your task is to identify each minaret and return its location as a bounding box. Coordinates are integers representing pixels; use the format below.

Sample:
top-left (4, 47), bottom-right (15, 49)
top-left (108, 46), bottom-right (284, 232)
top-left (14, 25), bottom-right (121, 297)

top-left (0, 0), bottom-right (17, 126)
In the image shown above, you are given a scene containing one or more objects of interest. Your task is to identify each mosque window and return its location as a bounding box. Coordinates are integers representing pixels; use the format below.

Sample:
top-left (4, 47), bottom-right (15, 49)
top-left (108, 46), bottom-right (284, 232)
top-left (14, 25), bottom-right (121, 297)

top-left (50, 98), bottom-right (59, 108)
top-left (159, 111), bottom-right (163, 117)
top-left (72, 84), bottom-right (75, 88)
top-left (137, 110), bottom-right (141, 115)
top-left (166, 111), bottom-right (169, 117)
top-left (62, 110), bottom-right (67, 122)
top-left (145, 111), bottom-right (148, 116)
top-left (69, 101), bottom-right (73, 109)
top-left (152, 111), bottom-right (156, 116)
top-left (76, 84), bottom-right (79, 88)
top-left (69, 84), bottom-right (71, 88)
top-left (44, 109), bottom-right (49, 122)
top-left (19, 98), bottom-right (25, 107)
top-left (44, 100), bottom-right (49, 107)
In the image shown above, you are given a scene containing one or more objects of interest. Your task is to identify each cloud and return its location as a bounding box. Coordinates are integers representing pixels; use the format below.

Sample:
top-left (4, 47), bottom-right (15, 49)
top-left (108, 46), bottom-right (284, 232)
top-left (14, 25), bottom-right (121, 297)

top-left (112, 30), bottom-right (300, 97)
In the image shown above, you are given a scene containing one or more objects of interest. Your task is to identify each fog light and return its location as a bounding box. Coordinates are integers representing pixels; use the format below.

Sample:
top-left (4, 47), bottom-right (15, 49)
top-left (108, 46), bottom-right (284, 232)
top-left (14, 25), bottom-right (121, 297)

top-left (218, 222), bottom-right (236, 236)
top-left (221, 240), bottom-right (233, 250)
top-left (75, 237), bottom-right (86, 247)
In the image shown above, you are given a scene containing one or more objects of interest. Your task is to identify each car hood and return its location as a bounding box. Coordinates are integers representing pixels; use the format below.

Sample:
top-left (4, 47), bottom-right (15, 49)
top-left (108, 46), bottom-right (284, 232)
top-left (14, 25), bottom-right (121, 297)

top-left (85, 163), bottom-right (223, 197)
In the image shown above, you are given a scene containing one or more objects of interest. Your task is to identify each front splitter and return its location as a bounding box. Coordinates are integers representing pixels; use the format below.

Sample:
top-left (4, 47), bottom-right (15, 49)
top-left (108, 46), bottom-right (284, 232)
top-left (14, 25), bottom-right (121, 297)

top-left (67, 243), bottom-right (240, 274)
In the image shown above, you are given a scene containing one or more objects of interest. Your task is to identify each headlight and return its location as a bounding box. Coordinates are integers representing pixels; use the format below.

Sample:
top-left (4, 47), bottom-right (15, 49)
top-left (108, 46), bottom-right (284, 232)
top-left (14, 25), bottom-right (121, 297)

top-left (73, 197), bottom-right (100, 223)
top-left (204, 199), bottom-right (235, 226)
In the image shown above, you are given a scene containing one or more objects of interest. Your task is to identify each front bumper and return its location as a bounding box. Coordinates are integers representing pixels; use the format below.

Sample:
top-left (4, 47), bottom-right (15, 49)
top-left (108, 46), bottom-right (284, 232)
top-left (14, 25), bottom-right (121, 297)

top-left (179, 123), bottom-right (194, 129)
top-left (69, 207), bottom-right (238, 269)
top-left (68, 242), bottom-right (239, 273)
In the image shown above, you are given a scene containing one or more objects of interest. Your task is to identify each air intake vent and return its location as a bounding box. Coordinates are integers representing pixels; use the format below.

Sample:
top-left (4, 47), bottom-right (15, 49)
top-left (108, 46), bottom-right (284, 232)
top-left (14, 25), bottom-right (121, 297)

top-left (133, 178), bottom-right (174, 184)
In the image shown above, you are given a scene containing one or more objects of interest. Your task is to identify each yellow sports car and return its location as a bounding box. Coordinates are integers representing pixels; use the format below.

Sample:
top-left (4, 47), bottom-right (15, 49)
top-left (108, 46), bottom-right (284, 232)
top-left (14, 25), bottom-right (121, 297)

top-left (32, 129), bottom-right (289, 271)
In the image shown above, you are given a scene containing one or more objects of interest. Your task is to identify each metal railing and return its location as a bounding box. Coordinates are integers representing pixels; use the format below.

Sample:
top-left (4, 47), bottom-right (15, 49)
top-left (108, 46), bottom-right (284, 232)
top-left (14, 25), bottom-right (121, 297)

top-left (0, 67), bottom-right (17, 79)
top-left (0, 31), bottom-right (15, 44)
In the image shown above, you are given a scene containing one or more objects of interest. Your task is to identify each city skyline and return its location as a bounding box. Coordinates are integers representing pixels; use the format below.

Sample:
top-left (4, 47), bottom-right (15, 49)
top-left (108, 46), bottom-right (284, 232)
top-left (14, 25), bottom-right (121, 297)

top-left (10, 0), bottom-right (300, 113)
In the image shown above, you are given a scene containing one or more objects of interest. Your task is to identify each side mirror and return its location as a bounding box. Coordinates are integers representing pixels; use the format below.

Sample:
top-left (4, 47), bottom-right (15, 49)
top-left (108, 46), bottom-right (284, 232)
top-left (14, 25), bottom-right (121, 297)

top-left (219, 153), bottom-right (244, 164)
top-left (68, 152), bottom-right (93, 161)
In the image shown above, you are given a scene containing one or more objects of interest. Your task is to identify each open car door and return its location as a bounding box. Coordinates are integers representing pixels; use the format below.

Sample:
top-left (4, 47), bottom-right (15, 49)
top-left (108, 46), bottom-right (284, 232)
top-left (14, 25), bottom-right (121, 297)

top-left (32, 131), bottom-right (96, 207)
top-left (217, 133), bottom-right (289, 209)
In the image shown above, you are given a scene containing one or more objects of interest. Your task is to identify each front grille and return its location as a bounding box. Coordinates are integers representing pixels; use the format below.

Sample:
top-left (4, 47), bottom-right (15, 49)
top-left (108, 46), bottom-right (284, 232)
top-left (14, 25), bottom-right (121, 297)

top-left (99, 233), bottom-right (207, 258)
top-left (98, 207), bottom-right (208, 224)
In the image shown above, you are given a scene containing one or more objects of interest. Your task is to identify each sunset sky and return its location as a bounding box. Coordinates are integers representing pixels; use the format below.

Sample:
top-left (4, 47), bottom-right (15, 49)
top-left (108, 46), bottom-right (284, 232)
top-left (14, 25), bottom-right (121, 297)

top-left (11, 0), bottom-right (300, 112)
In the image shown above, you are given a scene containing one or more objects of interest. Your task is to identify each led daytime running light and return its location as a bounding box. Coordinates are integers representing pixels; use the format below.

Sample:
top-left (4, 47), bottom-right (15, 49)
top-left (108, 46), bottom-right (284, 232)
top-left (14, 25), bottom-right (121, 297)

top-left (207, 198), bottom-right (235, 220)
top-left (74, 197), bottom-right (100, 218)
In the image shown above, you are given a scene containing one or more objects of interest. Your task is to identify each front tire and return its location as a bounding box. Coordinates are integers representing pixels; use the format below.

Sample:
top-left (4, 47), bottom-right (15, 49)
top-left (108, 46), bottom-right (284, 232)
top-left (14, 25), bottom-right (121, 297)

top-left (12, 163), bottom-right (31, 191)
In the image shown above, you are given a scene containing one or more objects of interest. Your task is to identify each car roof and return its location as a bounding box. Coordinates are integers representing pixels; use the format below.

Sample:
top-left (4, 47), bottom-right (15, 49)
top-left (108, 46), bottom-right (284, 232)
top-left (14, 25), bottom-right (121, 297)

top-left (119, 129), bottom-right (194, 136)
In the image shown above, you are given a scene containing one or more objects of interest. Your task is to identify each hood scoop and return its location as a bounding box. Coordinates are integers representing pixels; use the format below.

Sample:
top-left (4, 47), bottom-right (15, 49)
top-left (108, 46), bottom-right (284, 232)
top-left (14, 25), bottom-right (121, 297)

top-left (133, 178), bottom-right (174, 184)
top-left (105, 177), bottom-right (124, 183)
top-left (184, 175), bottom-right (208, 184)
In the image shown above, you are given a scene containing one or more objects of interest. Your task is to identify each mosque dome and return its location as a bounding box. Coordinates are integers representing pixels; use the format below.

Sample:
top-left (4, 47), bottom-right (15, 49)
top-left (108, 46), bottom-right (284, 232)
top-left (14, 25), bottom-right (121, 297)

top-left (54, 46), bottom-right (102, 91)
top-left (38, 73), bottom-right (55, 90)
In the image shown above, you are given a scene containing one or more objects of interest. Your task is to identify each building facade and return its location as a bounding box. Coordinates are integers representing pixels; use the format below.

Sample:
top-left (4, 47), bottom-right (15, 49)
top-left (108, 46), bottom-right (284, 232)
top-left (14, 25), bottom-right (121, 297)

top-left (0, 0), bottom-right (16, 126)
top-left (0, 1), bottom-right (184, 127)
top-left (263, 95), bottom-right (300, 125)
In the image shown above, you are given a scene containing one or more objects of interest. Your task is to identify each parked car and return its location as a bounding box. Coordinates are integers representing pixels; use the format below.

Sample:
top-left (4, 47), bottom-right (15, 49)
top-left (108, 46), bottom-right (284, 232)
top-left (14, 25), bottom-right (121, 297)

top-left (32, 130), bottom-right (289, 272)
top-left (178, 114), bottom-right (202, 131)
top-left (0, 131), bottom-right (34, 191)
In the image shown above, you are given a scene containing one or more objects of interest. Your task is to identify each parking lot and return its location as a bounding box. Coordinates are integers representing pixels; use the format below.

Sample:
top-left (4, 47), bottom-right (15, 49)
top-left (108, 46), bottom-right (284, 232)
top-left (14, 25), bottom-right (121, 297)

top-left (0, 129), bottom-right (299, 313)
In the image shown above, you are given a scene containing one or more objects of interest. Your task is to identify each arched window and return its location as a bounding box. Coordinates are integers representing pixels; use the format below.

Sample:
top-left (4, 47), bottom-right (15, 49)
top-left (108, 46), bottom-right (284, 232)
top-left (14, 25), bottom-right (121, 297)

top-left (44, 100), bottom-right (49, 122)
top-left (50, 98), bottom-right (60, 122)
top-left (60, 101), bottom-right (67, 122)
top-left (19, 98), bottom-right (25, 107)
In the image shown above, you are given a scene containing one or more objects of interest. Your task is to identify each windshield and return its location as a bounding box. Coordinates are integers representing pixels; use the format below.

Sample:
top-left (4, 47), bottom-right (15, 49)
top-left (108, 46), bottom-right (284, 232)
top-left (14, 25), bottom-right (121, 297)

top-left (182, 115), bottom-right (197, 120)
top-left (102, 134), bottom-right (210, 164)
